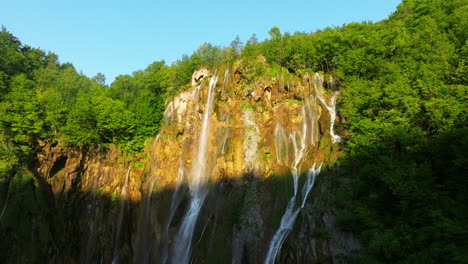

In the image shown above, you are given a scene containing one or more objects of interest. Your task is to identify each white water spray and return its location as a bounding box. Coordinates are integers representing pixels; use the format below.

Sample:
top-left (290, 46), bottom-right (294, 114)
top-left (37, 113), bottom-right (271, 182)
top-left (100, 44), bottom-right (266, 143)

top-left (265, 121), bottom-right (306, 264)
top-left (265, 104), bottom-right (323, 264)
top-left (301, 162), bottom-right (322, 209)
top-left (317, 92), bottom-right (342, 143)
top-left (134, 135), bottom-right (160, 264)
top-left (161, 158), bottom-right (186, 264)
top-left (314, 73), bottom-right (342, 144)
top-left (264, 161), bottom-right (322, 264)
top-left (172, 75), bottom-right (218, 264)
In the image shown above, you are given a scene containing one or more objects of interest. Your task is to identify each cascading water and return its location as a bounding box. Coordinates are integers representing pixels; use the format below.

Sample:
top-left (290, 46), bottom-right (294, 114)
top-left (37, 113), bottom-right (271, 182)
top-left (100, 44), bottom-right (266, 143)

top-left (112, 165), bottom-right (131, 264)
top-left (274, 124), bottom-right (290, 166)
top-left (314, 73), bottom-right (342, 144)
top-left (243, 109), bottom-right (261, 173)
top-left (303, 93), bottom-right (320, 146)
top-left (172, 75), bottom-right (218, 264)
top-left (317, 92), bottom-right (342, 143)
top-left (265, 121), bottom-right (306, 264)
top-left (133, 69), bottom-right (339, 263)
top-left (134, 175), bottom-right (158, 264)
top-left (300, 162), bottom-right (322, 209)
top-left (161, 158), bottom-right (186, 264)
top-left (134, 136), bottom-right (160, 264)
top-left (265, 161), bottom-right (323, 264)
top-left (265, 103), bottom-right (323, 264)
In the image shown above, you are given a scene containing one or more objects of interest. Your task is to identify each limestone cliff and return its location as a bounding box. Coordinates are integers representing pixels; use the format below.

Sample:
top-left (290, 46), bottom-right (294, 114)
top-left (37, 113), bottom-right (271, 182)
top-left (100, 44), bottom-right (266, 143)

top-left (29, 62), bottom-right (359, 263)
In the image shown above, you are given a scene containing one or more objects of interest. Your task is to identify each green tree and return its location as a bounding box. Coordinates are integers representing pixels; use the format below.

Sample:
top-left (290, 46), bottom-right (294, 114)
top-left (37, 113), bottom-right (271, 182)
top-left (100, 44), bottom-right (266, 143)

top-left (230, 35), bottom-right (243, 57)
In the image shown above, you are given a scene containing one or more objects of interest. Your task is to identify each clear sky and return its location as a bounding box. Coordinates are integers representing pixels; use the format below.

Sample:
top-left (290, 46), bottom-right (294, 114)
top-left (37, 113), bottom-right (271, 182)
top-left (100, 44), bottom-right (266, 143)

top-left (1, 0), bottom-right (401, 84)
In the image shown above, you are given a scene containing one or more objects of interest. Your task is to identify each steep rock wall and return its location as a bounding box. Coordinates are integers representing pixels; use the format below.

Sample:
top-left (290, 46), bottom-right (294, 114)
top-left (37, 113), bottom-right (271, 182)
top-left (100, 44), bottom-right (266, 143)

top-left (133, 66), bottom-right (359, 263)
top-left (28, 65), bottom-right (359, 263)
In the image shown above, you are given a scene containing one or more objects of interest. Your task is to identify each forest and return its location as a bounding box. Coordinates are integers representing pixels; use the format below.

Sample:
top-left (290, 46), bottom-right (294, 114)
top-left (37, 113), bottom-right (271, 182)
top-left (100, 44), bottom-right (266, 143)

top-left (0, 0), bottom-right (467, 263)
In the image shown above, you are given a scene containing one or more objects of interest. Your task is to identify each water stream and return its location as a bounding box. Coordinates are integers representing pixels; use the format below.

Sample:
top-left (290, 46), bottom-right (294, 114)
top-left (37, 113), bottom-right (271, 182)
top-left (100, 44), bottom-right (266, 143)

top-left (134, 135), bottom-right (161, 264)
top-left (317, 92), bottom-right (342, 143)
top-left (112, 165), bottom-right (131, 264)
top-left (314, 73), bottom-right (342, 144)
top-left (161, 158), bottom-right (186, 264)
top-left (265, 104), bottom-right (323, 264)
top-left (172, 75), bottom-right (218, 264)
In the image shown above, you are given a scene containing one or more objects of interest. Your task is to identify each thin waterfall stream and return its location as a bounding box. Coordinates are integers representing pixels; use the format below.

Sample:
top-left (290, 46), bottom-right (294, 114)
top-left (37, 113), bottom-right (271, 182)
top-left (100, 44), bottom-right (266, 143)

top-left (314, 73), bottom-right (342, 144)
top-left (172, 75), bottom-right (218, 264)
top-left (134, 135), bottom-right (161, 264)
top-left (265, 103), bottom-right (323, 264)
top-left (161, 158), bottom-right (186, 264)
top-left (112, 165), bottom-right (131, 264)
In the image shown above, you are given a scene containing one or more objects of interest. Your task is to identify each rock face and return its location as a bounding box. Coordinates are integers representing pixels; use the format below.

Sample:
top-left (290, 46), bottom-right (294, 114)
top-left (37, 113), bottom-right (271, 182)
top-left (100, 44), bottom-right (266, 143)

top-left (191, 68), bottom-right (211, 86)
top-left (33, 141), bottom-right (142, 263)
top-left (30, 65), bottom-right (359, 263)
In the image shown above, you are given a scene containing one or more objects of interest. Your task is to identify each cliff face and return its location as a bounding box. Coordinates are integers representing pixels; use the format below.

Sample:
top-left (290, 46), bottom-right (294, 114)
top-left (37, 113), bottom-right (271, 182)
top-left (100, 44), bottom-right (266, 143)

top-left (32, 141), bottom-right (142, 263)
top-left (30, 63), bottom-right (360, 263)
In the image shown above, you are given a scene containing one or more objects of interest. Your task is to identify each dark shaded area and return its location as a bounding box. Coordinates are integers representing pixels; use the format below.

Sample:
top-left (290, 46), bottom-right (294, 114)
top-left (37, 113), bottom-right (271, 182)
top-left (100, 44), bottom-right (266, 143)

top-left (0, 159), bottom-right (352, 264)
top-left (0, 128), bottom-right (466, 264)
top-left (49, 156), bottom-right (67, 177)
top-left (335, 127), bottom-right (468, 263)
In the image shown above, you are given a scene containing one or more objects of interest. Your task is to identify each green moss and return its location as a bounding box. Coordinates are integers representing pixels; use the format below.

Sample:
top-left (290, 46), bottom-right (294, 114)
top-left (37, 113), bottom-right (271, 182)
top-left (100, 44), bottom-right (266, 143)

top-left (241, 100), bottom-right (254, 110)
top-left (96, 186), bottom-right (106, 195)
top-left (132, 161), bottom-right (145, 168)
top-left (282, 99), bottom-right (304, 106)
top-left (111, 190), bottom-right (124, 208)
top-left (319, 136), bottom-right (331, 148)
top-left (218, 101), bottom-right (229, 108)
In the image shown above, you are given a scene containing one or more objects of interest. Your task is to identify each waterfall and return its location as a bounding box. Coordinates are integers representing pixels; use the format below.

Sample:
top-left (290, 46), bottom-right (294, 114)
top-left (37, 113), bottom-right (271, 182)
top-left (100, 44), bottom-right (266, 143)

top-left (112, 165), bottom-right (131, 264)
top-left (274, 124), bottom-right (290, 166)
top-left (172, 75), bottom-right (218, 264)
top-left (303, 93), bottom-right (320, 146)
top-left (314, 73), bottom-right (342, 144)
top-left (243, 109), bottom-right (260, 173)
top-left (134, 175), bottom-right (158, 264)
top-left (317, 92), bottom-right (342, 143)
top-left (290, 108), bottom-right (308, 194)
top-left (134, 135), bottom-right (161, 264)
top-left (264, 161), bottom-right (321, 264)
top-left (301, 162), bottom-right (322, 208)
top-left (265, 104), bottom-right (322, 264)
top-left (161, 158), bottom-right (186, 264)
top-left (264, 199), bottom-right (301, 264)
top-left (265, 120), bottom-right (306, 264)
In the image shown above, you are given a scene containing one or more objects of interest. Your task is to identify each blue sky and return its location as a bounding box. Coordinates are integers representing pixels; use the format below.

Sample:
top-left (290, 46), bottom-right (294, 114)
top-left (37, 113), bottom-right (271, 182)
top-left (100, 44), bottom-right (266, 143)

top-left (1, 0), bottom-right (401, 84)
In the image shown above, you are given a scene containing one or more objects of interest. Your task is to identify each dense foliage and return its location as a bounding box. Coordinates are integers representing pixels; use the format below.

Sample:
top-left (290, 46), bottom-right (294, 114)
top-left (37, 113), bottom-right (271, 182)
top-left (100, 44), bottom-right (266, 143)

top-left (0, 0), bottom-right (466, 262)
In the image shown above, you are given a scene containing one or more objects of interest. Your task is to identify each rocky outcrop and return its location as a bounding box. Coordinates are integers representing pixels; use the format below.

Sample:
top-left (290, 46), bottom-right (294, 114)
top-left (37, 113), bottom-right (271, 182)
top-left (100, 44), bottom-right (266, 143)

top-left (191, 68), bottom-right (211, 86)
top-left (27, 65), bottom-right (358, 263)
top-left (135, 65), bottom-right (358, 263)
top-left (35, 141), bottom-right (138, 199)
top-left (33, 141), bottom-right (142, 263)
